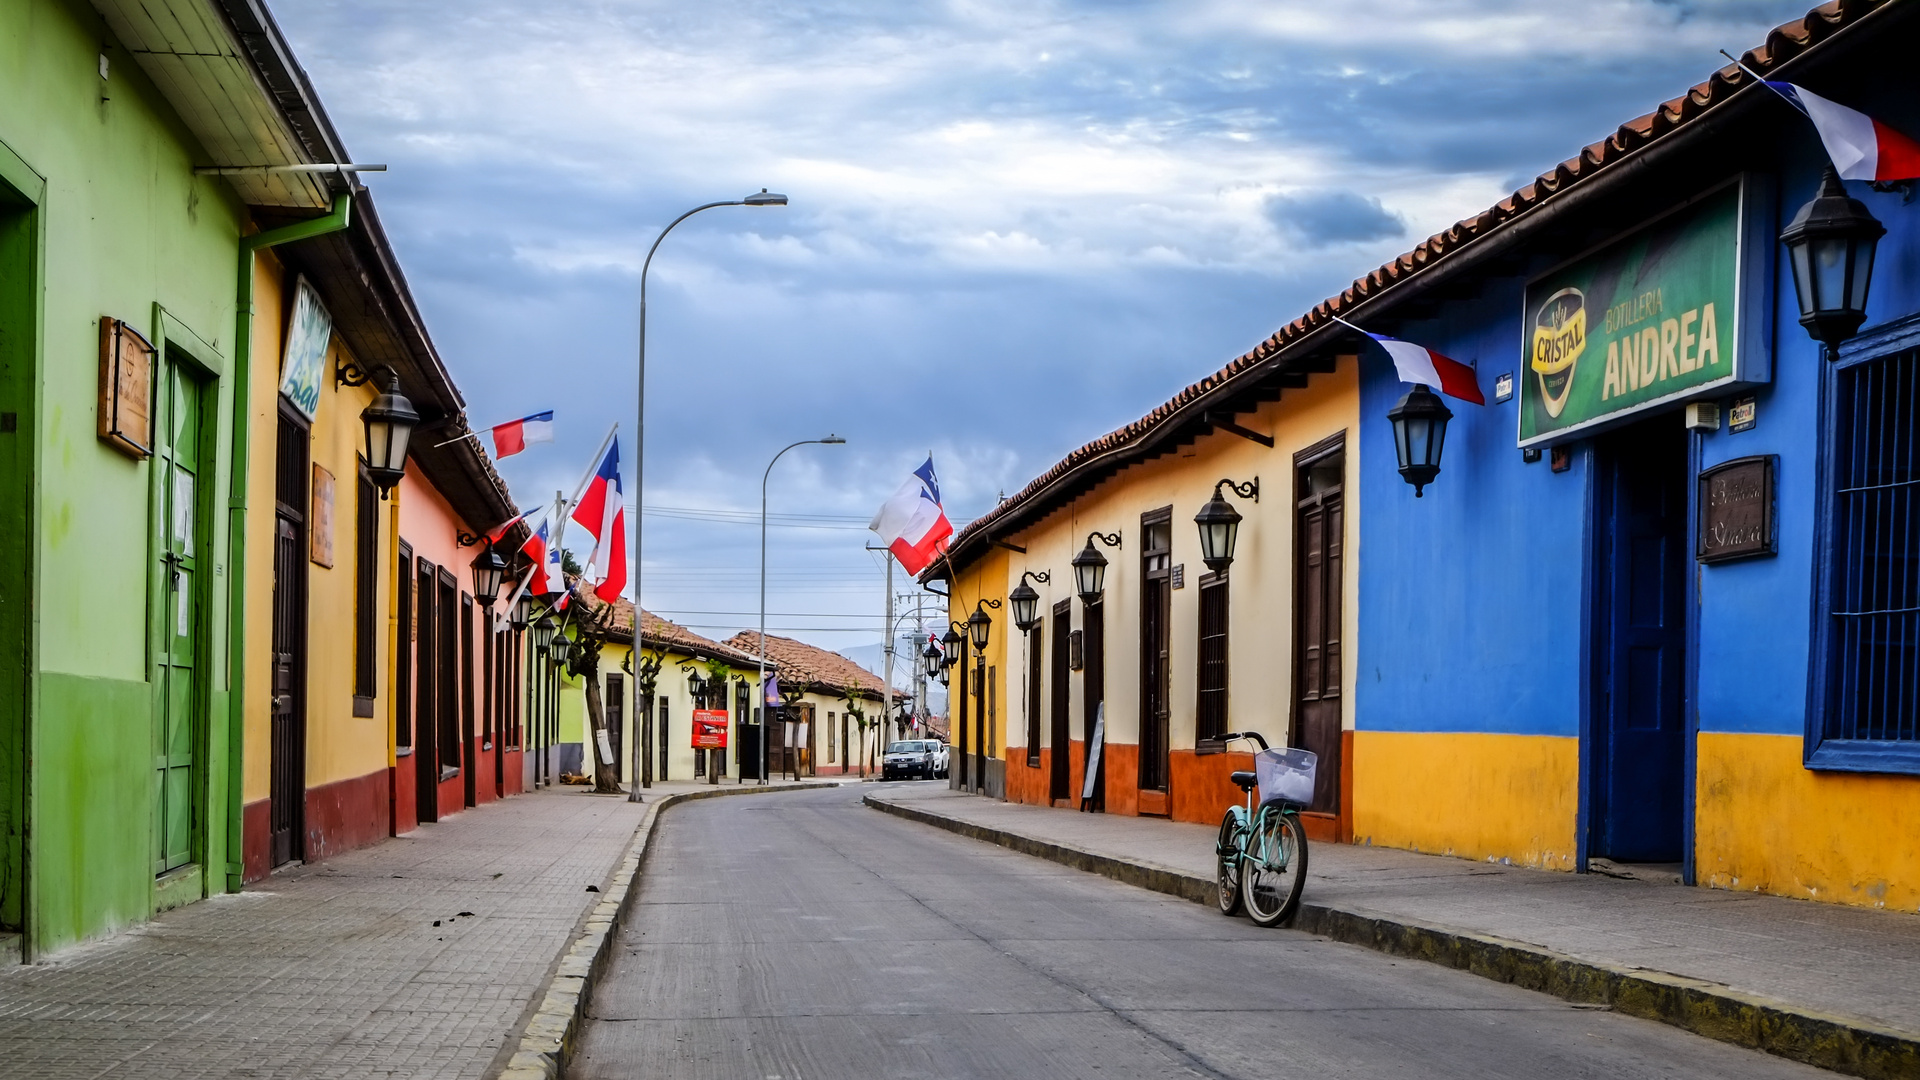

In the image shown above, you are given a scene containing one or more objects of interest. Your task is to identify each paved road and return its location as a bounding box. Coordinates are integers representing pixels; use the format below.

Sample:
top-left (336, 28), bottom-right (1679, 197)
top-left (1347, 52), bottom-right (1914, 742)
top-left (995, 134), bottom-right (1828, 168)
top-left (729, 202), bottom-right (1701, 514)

top-left (574, 785), bottom-right (1833, 1080)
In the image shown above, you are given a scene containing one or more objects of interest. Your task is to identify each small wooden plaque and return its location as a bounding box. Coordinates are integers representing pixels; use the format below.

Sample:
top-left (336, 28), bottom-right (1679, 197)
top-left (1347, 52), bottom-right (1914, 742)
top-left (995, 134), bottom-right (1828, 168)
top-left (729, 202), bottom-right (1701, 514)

top-left (310, 464), bottom-right (335, 567)
top-left (98, 317), bottom-right (153, 459)
top-left (1698, 455), bottom-right (1775, 564)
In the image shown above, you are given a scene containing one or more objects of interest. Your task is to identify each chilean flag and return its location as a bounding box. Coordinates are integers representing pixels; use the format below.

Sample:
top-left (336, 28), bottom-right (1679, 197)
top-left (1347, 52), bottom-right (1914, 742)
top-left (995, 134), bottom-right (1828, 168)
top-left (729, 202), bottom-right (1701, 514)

top-left (569, 438), bottom-right (627, 603)
top-left (519, 510), bottom-right (560, 596)
top-left (490, 411), bottom-right (554, 459)
top-left (869, 456), bottom-right (953, 576)
top-left (1770, 82), bottom-right (1920, 183)
top-left (1368, 333), bottom-right (1484, 405)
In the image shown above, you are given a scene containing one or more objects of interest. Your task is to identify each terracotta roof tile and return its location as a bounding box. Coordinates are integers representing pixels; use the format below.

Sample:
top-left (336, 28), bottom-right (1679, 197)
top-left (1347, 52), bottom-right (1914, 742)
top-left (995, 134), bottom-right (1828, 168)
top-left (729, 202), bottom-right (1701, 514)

top-left (721, 632), bottom-right (890, 700)
top-left (930, 0), bottom-right (1890, 577)
top-left (573, 591), bottom-right (760, 667)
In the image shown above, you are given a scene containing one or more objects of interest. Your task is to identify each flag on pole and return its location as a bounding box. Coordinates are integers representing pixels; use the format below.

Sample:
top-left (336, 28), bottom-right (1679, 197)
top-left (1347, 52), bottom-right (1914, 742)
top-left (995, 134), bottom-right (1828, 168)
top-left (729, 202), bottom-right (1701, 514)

top-left (868, 456), bottom-right (954, 576)
top-left (490, 411), bottom-right (554, 459)
top-left (1367, 332), bottom-right (1485, 404)
top-left (569, 437), bottom-right (627, 603)
top-left (518, 509), bottom-right (558, 596)
top-left (485, 505), bottom-right (540, 546)
top-left (1769, 82), bottom-right (1920, 183)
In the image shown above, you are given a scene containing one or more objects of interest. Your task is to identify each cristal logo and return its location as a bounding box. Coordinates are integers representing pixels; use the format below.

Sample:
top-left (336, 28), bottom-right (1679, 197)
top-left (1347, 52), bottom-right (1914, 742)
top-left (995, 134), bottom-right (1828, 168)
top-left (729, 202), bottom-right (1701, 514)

top-left (1529, 288), bottom-right (1586, 419)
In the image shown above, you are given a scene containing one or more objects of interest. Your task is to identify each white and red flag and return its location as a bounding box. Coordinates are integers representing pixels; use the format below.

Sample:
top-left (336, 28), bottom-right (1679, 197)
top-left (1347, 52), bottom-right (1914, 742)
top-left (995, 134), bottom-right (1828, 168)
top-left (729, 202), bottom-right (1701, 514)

top-left (869, 456), bottom-right (953, 576)
top-left (1330, 314), bottom-right (1482, 404)
top-left (490, 411), bottom-right (554, 459)
top-left (569, 437), bottom-right (627, 603)
top-left (517, 509), bottom-right (559, 596)
top-left (1770, 82), bottom-right (1920, 183)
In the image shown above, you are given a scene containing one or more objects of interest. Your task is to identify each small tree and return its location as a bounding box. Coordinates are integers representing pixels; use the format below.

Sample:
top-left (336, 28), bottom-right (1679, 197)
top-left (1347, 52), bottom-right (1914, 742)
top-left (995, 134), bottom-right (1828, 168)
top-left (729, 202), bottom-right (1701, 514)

top-left (842, 682), bottom-right (872, 778)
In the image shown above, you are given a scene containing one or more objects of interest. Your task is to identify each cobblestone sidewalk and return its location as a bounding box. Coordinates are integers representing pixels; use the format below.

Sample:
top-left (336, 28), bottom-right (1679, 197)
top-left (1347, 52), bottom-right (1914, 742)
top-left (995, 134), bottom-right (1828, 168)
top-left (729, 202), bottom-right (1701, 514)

top-left (0, 780), bottom-right (797, 1080)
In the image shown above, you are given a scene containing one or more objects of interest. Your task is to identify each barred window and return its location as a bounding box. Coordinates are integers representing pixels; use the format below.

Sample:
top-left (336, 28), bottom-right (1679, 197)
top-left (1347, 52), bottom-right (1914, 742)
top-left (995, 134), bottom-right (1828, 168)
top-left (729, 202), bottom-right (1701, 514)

top-left (1818, 345), bottom-right (1920, 770)
top-left (1196, 574), bottom-right (1229, 743)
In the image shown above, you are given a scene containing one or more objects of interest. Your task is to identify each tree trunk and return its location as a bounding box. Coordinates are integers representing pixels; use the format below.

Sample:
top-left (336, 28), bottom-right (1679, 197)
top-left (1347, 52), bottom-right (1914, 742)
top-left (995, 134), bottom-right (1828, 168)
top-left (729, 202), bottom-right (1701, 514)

top-left (579, 649), bottom-right (623, 794)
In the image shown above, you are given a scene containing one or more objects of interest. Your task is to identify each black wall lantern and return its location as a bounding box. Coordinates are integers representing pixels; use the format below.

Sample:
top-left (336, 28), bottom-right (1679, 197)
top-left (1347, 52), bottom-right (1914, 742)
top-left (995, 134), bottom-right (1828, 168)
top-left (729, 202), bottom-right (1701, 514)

top-left (921, 638), bottom-right (945, 679)
top-left (360, 372), bottom-right (419, 499)
top-left (1388, 384), bottom-right (1452, 497)
top-left (1072, 531), bottom-right (1120, 603)
top-left (532, 614), bottom-right (555, 656)
top-left (1194, 478), bottom-right (1258, 573)
top-left (1008, 570), bottom-right (1050, 633)
top-left (510, 596), bottom-right (531, 633)
top-left (967, 598), bottom-right (1000, 651)
top-left (941, 624), bottom-right (964, 668)
top-left (550, 632), bottom-right (573, 666)
top-left (1781, 166), bottom-right (1884, 353)
top-left (471, 545), bottom-right (507, 607)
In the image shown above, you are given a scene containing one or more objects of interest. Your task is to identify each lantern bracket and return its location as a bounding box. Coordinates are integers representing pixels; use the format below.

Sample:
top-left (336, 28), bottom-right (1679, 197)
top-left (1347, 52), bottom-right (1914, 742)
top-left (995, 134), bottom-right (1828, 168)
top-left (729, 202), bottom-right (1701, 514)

top-left (456, 531), bottom-right (483, 548)
top-left (1212, 477), bottom-right (1259, 503)
top-left (1086, 531), bottom-right (1121, 549)
top-left (1018, 570), bottom-right (1050, 587)
top-left (1202, 411), bottom-right (1274, 448)
top-left (335, 358), bottom-right (395, 389)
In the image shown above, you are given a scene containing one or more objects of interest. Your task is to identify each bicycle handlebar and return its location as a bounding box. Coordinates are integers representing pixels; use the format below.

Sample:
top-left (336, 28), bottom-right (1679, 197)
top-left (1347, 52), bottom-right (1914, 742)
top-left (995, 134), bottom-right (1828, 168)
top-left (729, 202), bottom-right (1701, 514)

top-left (1217, 731), bottom-right (1269, 751)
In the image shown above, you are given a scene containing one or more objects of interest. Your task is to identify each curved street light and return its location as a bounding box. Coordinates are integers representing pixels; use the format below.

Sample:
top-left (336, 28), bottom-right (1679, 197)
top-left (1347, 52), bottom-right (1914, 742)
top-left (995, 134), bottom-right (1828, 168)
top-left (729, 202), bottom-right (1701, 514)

top-left (755, 435), bottom-right (846, 785)
top-left (630, 190), bottom-right (788, 801)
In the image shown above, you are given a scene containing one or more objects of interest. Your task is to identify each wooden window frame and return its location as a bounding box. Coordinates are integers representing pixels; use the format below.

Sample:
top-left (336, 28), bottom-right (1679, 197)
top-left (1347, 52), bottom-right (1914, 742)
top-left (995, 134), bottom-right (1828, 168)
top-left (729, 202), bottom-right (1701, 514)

top-left (1139, 506), bottom-right (1173, 793)
top-left (1195, 571), bottom-right (1229, 745)
top-left (1025, 622), bottom-right (1043, 768)
top-left (395, 542), bottom-right (413, 752)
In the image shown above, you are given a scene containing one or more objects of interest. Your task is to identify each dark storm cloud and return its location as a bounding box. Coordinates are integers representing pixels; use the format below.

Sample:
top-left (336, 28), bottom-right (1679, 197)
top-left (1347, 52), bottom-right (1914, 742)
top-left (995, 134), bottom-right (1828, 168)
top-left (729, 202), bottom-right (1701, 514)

top-left (269, 0), bottom-right (1819, 652)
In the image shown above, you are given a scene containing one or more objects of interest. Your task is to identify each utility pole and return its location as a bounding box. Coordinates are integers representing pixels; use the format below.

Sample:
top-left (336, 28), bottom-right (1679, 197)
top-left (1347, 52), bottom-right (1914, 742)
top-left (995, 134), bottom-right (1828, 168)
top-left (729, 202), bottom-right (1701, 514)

top-left (881, 553), bottom-right (894, 774)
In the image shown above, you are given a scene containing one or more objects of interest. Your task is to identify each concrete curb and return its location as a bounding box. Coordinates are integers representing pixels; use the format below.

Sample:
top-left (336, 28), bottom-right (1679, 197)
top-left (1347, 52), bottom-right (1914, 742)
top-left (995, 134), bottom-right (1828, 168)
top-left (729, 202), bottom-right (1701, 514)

top-left (864, 793), bottom-right (1920, 1080)
top-left (495, 782), bottom-right (844, 1080)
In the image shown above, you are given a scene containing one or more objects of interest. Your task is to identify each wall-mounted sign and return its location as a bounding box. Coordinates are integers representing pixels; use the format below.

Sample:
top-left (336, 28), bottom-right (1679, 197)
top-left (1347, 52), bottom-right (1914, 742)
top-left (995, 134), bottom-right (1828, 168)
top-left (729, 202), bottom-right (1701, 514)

top-left (1730, 394), bottom-right (1757, 433)
top-left (278, 277), bottom-right (332, 421)
top-left (1494, 372), bottom-right (1514, 403)
top-left (1170, 564), bottom-right (1185, 590)
top-left (692, 709), bottom-right (729, 748)
top-left (98, 317), bottom-right (153, 459)
top-left (1697, 455), bottom-right (1775, 564)
top-left (310, 463), bottom-right (335, 567)
top-left (1519, 178), bottom-right (1769, 448)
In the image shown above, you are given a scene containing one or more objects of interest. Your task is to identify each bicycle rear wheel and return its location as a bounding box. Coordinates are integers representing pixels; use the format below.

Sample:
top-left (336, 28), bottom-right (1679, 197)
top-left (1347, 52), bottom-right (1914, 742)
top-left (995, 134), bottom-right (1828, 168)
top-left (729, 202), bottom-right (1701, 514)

top-left (1214, 812), bottom-right (1244, 915)
top-left (1240, 807), bottom-right (1307, 927)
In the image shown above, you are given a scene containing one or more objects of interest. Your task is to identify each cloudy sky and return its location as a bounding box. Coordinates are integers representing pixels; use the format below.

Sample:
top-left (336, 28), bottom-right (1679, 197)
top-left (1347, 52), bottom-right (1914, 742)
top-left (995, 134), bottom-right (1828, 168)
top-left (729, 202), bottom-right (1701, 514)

top-left (274, 0), bottom-right (1813, 663)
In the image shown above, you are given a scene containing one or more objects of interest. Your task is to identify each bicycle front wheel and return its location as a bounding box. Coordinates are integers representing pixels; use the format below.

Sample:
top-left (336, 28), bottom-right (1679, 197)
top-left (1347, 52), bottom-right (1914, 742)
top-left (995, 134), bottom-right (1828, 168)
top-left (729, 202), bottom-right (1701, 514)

top-left (1214, 812), bottom-right (1244, 915)
top-left (1240, 807), bottom-right (1308, 927)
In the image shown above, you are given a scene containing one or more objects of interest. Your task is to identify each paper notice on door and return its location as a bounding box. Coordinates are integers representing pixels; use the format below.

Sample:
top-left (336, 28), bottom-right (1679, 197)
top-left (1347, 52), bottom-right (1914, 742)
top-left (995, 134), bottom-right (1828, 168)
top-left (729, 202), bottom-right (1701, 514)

top-left (176, 575), bottom-right (191, 637)
top-left (595, 728), bottom-right (615, 767)
top-left (1081, 704), bottom-right (1105, 804)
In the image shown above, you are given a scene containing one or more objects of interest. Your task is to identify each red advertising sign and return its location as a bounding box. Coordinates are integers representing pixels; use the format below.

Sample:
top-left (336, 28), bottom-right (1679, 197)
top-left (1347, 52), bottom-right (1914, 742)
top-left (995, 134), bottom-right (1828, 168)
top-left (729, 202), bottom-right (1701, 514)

top-left (691, 709), bottom-right (729, 749)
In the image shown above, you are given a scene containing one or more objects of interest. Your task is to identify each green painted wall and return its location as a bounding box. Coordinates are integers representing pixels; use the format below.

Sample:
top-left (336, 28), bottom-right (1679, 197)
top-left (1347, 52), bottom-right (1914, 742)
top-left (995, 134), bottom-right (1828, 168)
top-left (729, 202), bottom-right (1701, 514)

top-left (0, 0), bottom-right (249, 955)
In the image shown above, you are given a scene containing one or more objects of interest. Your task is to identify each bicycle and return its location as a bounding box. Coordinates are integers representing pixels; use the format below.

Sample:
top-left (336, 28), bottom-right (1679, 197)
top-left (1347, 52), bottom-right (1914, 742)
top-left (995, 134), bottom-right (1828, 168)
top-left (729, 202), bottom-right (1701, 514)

top-left (1212, 731), bottom-right (1313, 927)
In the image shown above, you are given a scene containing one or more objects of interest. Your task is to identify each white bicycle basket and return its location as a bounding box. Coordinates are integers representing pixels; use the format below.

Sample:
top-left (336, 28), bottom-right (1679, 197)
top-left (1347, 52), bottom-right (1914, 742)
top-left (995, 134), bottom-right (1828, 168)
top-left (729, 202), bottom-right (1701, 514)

top-left (1254, 747), bottom-right (1317, 808)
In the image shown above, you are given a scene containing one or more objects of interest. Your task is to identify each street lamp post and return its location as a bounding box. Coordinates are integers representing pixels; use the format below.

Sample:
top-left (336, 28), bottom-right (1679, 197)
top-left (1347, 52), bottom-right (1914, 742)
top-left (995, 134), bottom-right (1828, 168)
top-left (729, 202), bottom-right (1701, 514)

top-left (756, 436), bottom-right (846, 785)
top-left (632, 190), bottom-right (787, 802)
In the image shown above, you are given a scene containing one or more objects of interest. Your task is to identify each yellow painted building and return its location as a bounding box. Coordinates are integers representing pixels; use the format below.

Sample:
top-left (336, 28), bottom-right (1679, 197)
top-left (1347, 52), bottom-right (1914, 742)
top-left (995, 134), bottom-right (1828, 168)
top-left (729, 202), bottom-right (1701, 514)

top-left (933, 352), bottom-right (1359, 835)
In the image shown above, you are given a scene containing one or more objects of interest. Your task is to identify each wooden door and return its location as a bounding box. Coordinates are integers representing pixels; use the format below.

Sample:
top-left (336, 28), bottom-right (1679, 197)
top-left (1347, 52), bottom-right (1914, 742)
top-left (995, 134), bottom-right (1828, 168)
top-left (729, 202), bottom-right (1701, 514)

top-left (1592, 419), bottom-right (1688, 862)
top-left (1049, 600), bottom-right (1071, 800)
top-left (269, 408), bottom-right (309, 867)
top-left (438, 571), bottom-right (459, 783)
top-left (413, 559), bottom-right (438, 823)
top-left (1139, 513), bottom-right (1172, 795)
top-left (461, 593), bottom-right (476, 808)
top-left (1081, 599), bottom-right (1105, 811)
top-left (1293, 446), bottom-right (1344, 815)
top-left (606, 673), bottom-right (625, 781)
top-left (154, 363), bottom-right (208, 874)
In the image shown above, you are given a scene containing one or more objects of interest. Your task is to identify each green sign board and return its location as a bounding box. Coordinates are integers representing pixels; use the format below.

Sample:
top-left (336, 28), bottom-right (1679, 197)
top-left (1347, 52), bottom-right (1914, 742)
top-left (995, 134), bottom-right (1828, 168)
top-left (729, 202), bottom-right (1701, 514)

top-left (1518, 180), bottom-right (1764, 447)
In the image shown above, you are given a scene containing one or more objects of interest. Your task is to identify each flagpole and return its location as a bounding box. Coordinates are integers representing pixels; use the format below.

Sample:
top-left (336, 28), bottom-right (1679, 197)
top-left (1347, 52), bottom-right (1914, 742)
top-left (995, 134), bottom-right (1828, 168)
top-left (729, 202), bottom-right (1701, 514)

top-left (551, 423), bottom-right (618, 565)
top-left (1717, 50), bottom-right (1807, 114)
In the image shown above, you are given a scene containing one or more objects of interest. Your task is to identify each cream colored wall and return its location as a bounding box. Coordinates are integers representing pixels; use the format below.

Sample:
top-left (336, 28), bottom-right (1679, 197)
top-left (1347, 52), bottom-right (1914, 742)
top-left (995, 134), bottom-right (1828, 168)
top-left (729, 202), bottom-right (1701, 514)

top-left (999, 356), bottom-right (1361, 760)
top-left (241, 252), bottom-right (283, 805)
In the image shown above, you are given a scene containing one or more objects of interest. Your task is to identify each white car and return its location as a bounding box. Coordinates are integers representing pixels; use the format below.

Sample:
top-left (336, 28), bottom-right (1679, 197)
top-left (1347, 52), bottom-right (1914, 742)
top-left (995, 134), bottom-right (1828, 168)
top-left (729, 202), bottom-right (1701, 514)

top-left (883, 740), bottom-right (944, 780)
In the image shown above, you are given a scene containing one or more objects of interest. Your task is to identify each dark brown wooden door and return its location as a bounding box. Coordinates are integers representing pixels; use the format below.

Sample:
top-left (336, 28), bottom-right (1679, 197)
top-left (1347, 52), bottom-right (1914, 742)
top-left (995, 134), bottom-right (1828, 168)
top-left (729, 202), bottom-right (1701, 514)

top-left (438, 571), bottom-right (459, 781)
top-left (414, 559), bottom-right (438, 823)
top-left (1081, 600), bottom-right (1105, 811)
top-left (1049, 600), bottom-right (1071, 800)
top-left (1294, 448), bottom-right (1345, 814)
top-left (461, 593), bottom-right (476, 808)
top-left (1139, 514), bottom-right (1172, 794)
top-left (269, 410), bottom-right (309, 867)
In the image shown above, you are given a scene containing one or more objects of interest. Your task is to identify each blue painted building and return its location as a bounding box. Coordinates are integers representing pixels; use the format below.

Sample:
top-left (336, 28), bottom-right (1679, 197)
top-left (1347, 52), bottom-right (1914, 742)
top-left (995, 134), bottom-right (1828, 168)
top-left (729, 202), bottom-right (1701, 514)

top-left (1347, 0), bottom-right (1920, 909)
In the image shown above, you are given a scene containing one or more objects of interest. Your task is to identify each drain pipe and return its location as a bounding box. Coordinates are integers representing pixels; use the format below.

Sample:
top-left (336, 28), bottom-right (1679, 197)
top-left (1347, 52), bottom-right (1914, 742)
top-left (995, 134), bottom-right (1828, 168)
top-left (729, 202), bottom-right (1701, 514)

top-left (223, 193), bottom-right (354, 893)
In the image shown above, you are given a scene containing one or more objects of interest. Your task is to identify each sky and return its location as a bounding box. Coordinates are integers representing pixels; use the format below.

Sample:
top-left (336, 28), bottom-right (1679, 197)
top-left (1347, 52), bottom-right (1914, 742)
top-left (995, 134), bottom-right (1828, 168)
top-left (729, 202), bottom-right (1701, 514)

top-left (272, 0), bottom-right (1816, 670)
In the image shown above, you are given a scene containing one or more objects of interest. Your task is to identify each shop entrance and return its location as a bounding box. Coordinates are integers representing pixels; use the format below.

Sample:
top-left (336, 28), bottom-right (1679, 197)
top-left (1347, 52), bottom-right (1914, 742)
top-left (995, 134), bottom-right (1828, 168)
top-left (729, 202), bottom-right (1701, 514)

top-left (1589, 416), bottom-right (1689, 864)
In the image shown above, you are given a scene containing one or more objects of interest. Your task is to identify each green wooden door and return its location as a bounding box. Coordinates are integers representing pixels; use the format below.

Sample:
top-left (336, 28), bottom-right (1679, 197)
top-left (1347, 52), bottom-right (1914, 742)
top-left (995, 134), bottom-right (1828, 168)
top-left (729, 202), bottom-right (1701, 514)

top-left (154, 361), bottom-right (205, 875)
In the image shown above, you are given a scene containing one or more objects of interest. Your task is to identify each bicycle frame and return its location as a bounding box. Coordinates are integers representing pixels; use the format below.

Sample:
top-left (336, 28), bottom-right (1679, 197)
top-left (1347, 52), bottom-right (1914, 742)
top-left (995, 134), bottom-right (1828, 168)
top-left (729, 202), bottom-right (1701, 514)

top-left (1214, 730), bottom-right (1299, 873)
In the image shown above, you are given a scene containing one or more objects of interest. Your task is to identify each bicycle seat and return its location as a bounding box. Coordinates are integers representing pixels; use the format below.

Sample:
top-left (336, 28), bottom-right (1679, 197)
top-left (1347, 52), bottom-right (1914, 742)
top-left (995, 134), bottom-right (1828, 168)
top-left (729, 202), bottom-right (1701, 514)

top-left (1229, 770), bottom-right (1257, 792)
